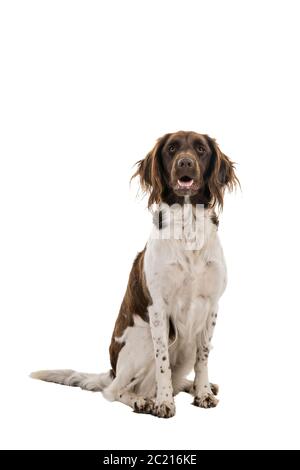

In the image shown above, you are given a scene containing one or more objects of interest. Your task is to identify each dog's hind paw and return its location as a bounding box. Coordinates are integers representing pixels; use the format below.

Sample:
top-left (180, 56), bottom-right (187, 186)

top-left (133, 397), bottom-right (154, 414)
top-left (183, 381), bottom-right (219, 396)
top-left (210, 383), bottom-right (219, 396)
top-left (193, 393), bottom-right (219, 409)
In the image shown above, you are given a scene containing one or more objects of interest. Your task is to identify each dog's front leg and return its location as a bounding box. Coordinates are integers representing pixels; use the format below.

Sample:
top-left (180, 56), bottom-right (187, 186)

top-left (148, 302), bottom-right (175, 418)
top-left (192, 311), bottom-right (219, 409)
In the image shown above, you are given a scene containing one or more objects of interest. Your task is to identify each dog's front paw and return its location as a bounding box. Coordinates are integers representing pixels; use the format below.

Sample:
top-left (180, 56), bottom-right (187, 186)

top-left (193, 393), bottom-right (219, 409)
top-left (133, 397), bottom-right (154, 414)
top-left (151, 400), bottom-right (176, 418)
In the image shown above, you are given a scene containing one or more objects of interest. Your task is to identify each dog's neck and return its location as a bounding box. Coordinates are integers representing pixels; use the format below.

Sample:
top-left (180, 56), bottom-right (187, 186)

top-left (152, 200), bottom-right (219, 231)
top-left (150, 202), bottom-right (218, 251)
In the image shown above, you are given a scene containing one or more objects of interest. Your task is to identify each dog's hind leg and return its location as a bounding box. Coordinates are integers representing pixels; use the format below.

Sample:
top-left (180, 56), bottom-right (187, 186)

top-left (181, 379), bottom-right (219, 396)
top-left (103, 316), bottom-right (156, 403)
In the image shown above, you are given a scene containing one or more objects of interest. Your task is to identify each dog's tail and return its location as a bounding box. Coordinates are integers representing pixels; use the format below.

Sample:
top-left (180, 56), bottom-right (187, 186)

top-left (30, 369), bottom-right (113, 392)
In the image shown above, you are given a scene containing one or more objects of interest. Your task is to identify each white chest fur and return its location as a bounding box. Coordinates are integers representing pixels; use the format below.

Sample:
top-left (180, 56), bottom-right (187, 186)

top-left (144, 205), bottom-right (227, 343)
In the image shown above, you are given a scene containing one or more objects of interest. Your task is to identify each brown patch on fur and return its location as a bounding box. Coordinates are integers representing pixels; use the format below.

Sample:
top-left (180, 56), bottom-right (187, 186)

top-left (206, 136), bottom-right (240, 209)
top-left (210, 211), bottom-right (219, 227)
top-left (131, 134), bottom-right (170, 208)
top-left (109, 248), bottom-right (151, 374)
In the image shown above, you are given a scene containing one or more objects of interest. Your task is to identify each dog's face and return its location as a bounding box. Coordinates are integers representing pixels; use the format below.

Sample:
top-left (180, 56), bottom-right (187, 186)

top-left (133, 131), bottom-right (238, 208)
top-left (160, 131), bottom-right (211, 198)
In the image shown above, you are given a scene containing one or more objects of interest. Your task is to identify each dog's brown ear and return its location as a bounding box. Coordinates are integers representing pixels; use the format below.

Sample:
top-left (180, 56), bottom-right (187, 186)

top-left (132, 134), bottom-right (169, 207)
top-left (206, 137), bottom-right (239, 209)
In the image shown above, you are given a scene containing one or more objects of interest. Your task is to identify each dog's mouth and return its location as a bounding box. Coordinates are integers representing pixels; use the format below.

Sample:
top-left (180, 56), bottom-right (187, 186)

top-left (173, 175), bottom-right (200, 195)
top-left (177, 176), bottom-right (194, 189)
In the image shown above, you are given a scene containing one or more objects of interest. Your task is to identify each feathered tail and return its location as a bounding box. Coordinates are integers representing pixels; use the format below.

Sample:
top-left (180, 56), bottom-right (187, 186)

top-left (30, 369), bottom-right (113, 391)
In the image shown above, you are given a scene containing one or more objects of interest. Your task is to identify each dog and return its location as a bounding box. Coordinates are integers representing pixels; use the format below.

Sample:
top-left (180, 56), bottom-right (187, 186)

top-left (31, 131), bottom-right (238, 418)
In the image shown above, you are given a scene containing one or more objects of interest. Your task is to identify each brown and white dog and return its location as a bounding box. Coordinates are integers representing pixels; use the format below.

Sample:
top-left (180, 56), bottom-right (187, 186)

top-left (31, 131), bottom-right (238, 418)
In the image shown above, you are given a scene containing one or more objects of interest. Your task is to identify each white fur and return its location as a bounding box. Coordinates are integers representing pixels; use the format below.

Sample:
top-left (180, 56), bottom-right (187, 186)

top-left (30, 369), bottom-right (112, 391)
top-left (103, 203), bottom-right (227, 416)
top-left (31, 203), bottom-right (227, 417)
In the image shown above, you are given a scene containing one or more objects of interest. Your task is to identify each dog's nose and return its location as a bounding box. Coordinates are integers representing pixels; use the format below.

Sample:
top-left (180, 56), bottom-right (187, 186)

top-left (177, 157), bottom-right (195, 169)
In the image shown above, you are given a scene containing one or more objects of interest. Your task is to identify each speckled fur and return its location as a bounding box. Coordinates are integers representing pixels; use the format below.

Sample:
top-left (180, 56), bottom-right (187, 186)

top-left (102, 203), bottom-right (227, 417)
top-left (31, 203), bottom-right (227, 419)
top-left (31, 130), bottom-right (237, 419)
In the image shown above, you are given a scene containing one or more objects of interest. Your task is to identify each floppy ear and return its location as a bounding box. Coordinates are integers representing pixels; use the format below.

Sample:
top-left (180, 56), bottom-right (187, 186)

top-left (131, 135), bottom-right (168, 207)
top-left (206, 137), bottom-right (239, 209)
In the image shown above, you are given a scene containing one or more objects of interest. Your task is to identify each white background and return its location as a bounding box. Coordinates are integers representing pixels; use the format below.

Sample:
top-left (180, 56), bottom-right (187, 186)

top-left (0, 0), bottom-right (300, 450)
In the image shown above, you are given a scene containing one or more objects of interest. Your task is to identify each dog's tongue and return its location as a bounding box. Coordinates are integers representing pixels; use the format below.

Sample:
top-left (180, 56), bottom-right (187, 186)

top-left (178, 179), bottom-right (194, 188)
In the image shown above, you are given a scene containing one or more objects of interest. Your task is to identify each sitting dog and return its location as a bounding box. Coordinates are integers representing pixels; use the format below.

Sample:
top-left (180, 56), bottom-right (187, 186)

top-left (31, 131), bottom-right (238, 418)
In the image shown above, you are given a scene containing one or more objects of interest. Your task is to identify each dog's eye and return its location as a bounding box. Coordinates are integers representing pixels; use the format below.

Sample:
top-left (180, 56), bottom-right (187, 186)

top-left (197, 144), bottom-right (206, 154)
top-left (168, 144), bottom-right (177, 154)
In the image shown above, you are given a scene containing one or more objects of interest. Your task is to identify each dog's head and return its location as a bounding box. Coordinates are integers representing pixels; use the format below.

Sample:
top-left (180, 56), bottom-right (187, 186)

top-left (132, 131), bottom-right (239, 208)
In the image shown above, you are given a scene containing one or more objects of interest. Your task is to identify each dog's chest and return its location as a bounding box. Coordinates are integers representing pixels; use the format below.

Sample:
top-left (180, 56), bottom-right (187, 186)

top-left (144, 213), bottom-right (227, 338)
